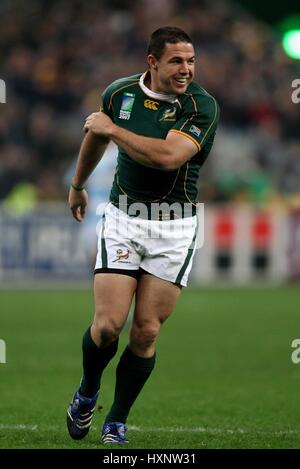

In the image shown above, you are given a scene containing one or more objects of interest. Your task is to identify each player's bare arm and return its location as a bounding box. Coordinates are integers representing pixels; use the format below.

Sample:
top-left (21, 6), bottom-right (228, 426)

top-left (69, 130), bottom-right (109, 222)
top-left (84, 111), bottom-right (199, 171)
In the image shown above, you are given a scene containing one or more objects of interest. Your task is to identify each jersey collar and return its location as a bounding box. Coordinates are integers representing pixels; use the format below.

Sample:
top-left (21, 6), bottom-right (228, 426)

top-left (139, 71), bottom-right (178, 103)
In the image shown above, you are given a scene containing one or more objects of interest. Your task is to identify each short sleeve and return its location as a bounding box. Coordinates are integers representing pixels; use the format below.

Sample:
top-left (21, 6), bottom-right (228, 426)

top-left (170, 94), bottom-right (220, 151)
top-left (101, 86), bottom-right (113, 118)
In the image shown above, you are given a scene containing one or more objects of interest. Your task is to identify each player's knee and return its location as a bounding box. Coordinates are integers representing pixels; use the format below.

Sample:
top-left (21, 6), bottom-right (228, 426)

top-left (131, 321), bottom-right (160, 349)
top-left (92, 318), bottom-right (120, 347)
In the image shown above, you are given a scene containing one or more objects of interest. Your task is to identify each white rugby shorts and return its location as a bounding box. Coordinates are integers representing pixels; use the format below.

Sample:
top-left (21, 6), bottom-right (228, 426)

top-left (94, 203), bottom-right (199, 287)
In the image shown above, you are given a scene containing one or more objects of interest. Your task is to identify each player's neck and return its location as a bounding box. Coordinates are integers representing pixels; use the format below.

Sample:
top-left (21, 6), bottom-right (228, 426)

top-left (139, 71), bottom-right (177, 103)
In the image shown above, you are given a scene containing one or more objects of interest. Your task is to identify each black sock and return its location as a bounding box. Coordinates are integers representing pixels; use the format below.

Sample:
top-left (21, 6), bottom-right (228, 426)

top-left (105, 346), bottom-right (156, 424)
top-left (79, 327), bottom-right (119, 397)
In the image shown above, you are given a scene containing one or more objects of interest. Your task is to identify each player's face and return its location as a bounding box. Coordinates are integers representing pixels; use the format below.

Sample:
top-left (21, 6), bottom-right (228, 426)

top-left (149, 42), bottom-right (195, 95)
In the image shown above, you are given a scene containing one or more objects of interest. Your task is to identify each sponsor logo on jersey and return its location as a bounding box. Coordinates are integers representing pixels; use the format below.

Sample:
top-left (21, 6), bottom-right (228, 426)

top-left (189, 125), bottom-right (201, 137)
top-left (144, 99), bottom-right (159, 111)
top-left (159, 106), bottom-right (177, 121)
top-left (119, 93), bottom-right (135, 120)
top-left (112, 248), bottom-right (131, 263)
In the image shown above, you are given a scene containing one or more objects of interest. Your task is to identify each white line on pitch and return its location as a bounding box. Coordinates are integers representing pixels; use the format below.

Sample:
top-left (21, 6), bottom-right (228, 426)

top-left (0, 424), bottom-right (38, 430)
top-left (0, 424), bottom-right (299, 436)
top-left (128, 426), bottom-right (300, 435)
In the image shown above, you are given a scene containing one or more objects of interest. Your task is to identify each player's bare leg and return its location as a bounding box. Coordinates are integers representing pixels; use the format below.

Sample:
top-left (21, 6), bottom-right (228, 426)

top-left (92, 273), bottom-right (137, 347)
top-left (67, 273), bottom-right (137, 440)
top-left (130, 273), bottom-right (181, 356)
top-left (102, 273), bottom-right (181, 443)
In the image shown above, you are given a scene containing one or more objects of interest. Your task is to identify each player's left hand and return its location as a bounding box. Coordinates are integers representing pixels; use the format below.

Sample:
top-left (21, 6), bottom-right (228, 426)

top-left (84, 111), bottom-right (114, 137)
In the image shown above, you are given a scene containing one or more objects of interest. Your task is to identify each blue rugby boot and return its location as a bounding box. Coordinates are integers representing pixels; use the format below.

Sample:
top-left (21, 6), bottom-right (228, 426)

top-left (101, 422), bottom-right (129, 444)
top-left (67, 387), bottom-right (99, 440)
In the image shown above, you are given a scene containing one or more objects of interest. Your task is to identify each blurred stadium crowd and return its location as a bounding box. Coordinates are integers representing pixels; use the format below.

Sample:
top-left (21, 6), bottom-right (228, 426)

top-left (0, 0), bottom-right (299, 206)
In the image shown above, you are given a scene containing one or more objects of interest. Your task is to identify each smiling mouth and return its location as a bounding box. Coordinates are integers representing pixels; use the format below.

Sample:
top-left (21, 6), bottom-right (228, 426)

top-left (174, 77), bottom-right (189, 85)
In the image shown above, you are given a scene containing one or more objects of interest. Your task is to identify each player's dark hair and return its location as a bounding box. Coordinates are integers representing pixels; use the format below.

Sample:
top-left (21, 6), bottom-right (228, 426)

top-left (147, 26), bottom-right (193, 60)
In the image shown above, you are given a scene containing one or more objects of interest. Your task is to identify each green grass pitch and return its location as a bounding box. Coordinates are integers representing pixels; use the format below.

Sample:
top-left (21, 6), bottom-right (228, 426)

top-left (1, 285), bottom-right (300, 449)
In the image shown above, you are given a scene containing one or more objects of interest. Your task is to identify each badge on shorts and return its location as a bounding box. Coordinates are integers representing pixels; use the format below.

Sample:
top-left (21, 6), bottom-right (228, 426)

top-left (112, 249), bottom-right (130, 263)
top-left (119, 93), bottom-right (135, 120)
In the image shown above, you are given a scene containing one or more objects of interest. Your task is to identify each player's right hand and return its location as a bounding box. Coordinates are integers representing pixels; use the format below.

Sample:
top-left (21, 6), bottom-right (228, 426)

top-left (68, 187), bottom-right (88, 222)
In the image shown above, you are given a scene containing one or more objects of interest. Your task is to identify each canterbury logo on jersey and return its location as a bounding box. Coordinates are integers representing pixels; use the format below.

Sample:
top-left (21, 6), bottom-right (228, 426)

top-left (144, 99), bottom-right (159, 110)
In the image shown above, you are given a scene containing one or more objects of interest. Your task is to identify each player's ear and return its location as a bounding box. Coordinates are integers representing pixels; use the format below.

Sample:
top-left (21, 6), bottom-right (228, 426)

top-left (147, 55), bottom-right (158, 70)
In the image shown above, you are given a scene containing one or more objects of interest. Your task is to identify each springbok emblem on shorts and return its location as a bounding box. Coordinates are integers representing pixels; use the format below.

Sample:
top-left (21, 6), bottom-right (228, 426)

top-left (112, 249), bottom-right (130, 263)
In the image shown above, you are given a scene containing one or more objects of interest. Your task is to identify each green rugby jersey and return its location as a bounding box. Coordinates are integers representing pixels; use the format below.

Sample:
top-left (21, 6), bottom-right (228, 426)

top-left (101, 72), bottom-right (220, 219)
